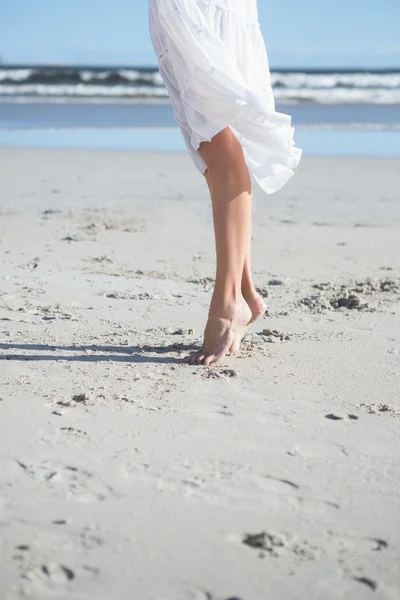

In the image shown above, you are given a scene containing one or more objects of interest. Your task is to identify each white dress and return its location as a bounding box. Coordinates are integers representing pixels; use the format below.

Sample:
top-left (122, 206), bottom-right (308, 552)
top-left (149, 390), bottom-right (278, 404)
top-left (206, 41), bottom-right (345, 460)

top-left (148, 0), bottom-right (301, 194)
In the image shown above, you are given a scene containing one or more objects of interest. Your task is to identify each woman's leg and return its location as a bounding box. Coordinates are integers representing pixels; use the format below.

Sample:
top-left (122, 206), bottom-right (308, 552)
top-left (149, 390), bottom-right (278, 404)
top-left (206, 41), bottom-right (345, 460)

top-left (186, 127), bottom-right (253, 366)
top-left (203, 163), bottom-right (267, 347)
top-left (204, 169), bottom-right (256, 302)
top-left (241, 238), bottom-right (268, 325)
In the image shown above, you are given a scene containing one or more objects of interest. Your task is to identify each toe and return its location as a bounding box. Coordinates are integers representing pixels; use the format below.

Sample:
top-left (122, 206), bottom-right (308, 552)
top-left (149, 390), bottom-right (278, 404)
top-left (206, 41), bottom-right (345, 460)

top-left (203, 354), bottom-right (217, 366)
top-left (195, 354), bottom-right (205, 364)
top-left (184, 351), bottom-right (199, 364)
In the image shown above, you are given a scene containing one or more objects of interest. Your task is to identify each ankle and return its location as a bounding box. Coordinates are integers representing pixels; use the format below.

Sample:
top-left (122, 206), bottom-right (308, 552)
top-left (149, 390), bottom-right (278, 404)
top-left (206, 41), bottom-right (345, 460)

top-left (241, 284), bottom-right (258, 300)
top-left (209, 289), bottom-right (246, 318)
top-left (212, 279), bottom-right (242, 303)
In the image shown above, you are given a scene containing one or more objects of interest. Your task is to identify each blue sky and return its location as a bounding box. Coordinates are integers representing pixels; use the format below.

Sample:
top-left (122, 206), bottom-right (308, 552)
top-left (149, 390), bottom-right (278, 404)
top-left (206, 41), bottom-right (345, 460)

top-left (0, 0), bottom-right (399, 68)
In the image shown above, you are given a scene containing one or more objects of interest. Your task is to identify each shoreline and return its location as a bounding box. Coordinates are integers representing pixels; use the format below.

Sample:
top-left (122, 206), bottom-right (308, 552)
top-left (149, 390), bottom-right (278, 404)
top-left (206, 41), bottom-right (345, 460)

top-left (1, 129), bottom-right (400, 158)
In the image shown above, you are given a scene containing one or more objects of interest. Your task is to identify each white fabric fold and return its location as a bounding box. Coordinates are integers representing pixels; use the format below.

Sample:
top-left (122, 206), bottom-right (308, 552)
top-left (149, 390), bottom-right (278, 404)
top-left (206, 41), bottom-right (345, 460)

top-left (149, 0), bottom-right (302, 194)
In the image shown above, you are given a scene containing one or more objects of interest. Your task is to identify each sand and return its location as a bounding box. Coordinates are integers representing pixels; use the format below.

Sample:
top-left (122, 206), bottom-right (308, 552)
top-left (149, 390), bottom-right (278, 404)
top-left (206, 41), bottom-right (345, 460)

top-left (0, 147), bottom-right (400, 600)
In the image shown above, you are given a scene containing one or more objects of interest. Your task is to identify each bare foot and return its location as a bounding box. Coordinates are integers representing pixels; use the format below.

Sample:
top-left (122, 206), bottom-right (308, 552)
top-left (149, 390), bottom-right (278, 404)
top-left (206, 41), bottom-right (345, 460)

top-left (245, 291), bottom-right (268, 325)
top-left (185, 298), bottom-right (252, 366)
top-left (228, 291), bottom-right (267, 353)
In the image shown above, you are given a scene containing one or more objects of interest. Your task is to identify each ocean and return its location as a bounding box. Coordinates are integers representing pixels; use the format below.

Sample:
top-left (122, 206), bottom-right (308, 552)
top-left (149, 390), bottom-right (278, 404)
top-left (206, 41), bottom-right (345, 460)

top-left (1, 65), bottom-right (400, 156)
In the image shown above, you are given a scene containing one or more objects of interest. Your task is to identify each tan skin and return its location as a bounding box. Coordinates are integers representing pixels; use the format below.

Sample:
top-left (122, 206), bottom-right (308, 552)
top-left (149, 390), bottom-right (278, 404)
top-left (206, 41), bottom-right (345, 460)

top-left (184, 127), bottom-right (266, 366)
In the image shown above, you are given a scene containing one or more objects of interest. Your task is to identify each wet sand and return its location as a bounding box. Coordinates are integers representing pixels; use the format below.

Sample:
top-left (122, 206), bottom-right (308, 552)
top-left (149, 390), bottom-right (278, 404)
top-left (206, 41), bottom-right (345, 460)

top-left (0, 148), bottom-right (400, 600)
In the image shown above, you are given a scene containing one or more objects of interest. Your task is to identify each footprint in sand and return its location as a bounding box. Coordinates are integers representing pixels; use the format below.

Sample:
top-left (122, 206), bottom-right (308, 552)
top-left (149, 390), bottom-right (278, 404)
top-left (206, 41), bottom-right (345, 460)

top-left (358, 403), bottom-right (400, 417)
top-left (80, 525), bottom-right (104, 550)
top-left (34, 563), bottom-right (75, 582)
top-left (14, 459), bottom-right (114, 502)
top-left (18, 562), bottom-right (75, 596)
top-left (238, 528), bottom-right (388, 567)
top-left (195, 368), bottom-right (238, 380)
top-left (18, 561), bottom-right (99, 596)
top-left (241, 530), bottom-right (320, 561)
top-left (6, 522), bottom-right (100, 596)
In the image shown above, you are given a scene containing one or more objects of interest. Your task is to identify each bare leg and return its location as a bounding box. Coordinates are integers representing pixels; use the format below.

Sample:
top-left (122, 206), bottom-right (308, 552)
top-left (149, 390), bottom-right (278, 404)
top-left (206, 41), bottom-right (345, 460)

top-left (202, 165), bottom-right (267, 353)
top-left (185, 128), bottom-right (252, 365)
top-left (241, 238), bottom-right (268, 323)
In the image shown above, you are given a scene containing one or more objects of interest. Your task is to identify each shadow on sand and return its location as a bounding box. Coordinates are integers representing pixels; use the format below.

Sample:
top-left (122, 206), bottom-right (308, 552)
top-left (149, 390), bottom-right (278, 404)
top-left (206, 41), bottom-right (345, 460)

top-left (0, 342), bottom-right (199, 365)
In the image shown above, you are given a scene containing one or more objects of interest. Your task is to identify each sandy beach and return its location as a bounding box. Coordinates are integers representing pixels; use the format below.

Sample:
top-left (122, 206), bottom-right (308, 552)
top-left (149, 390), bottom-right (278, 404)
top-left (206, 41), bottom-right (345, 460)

top-left (1, 147), bottom-right (400, 600)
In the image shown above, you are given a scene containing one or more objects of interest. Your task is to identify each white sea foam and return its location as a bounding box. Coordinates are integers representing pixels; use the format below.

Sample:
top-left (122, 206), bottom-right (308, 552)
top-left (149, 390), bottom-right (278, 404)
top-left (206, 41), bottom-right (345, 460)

top-left (1, 68), bottom-right (399, 104)
top-left (0, 69), bottom-right (33, 82)
top-left (0, 84), bottom-right (169, 98)
top-left (273, 88), bottom-right (400, 104)
top-left (270, 72), bottom-right (400, 90)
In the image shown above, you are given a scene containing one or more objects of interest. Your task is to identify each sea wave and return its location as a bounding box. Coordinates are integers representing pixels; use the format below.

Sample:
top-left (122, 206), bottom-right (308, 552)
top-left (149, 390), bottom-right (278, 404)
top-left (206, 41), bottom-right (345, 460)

top-left (1, 66), bottom-right (400, 104)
